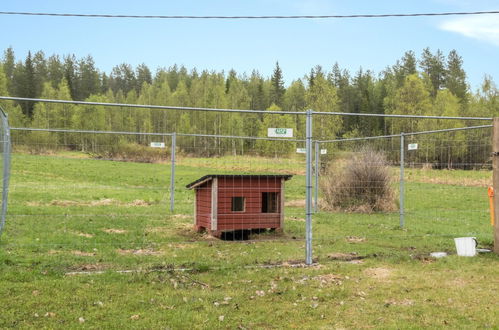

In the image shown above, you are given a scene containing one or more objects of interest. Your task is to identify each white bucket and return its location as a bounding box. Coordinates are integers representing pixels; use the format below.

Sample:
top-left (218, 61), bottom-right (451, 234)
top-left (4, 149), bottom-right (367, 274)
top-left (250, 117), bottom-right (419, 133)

top-left (454, 237), bottom-right (477, 257)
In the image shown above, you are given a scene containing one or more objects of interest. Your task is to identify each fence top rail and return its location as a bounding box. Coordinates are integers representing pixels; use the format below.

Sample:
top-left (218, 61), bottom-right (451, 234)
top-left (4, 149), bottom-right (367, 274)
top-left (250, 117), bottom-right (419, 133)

top-left (11, 127), bottom-right (306, 142)
top-left (0, 96), bottom-right (493, 121)
top-left (318, 124), bottom-right (493, 143)
top-left (0, 96), bottom-right (303, 115)
top-left (312, 110), bottom-right (492, 121)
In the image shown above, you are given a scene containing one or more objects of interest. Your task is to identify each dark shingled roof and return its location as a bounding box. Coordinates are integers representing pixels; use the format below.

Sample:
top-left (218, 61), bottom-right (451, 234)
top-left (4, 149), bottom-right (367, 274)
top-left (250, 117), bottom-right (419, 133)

top-left (186, 174), bottom-right (293, 189)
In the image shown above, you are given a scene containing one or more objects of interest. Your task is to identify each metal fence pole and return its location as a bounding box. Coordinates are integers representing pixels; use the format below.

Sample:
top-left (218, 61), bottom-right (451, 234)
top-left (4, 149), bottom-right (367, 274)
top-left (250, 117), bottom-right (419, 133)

top-left (399, 132), bottom-right (405, 228)
top-left (314, 141), bottom-right (319, 213)
top-left (170, 132), bottom-right (176, 212)
top-left (305, 110), bottom-right (313, 265)
top-left (0, 110), bottom-right (11, 237)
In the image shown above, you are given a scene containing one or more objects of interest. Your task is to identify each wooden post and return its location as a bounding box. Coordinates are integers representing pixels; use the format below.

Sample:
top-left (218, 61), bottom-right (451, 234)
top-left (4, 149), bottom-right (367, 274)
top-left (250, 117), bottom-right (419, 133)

top-left (279, 178), bottom-right (285, 230)
top-left (211, 178), bottom-right (218, 232)
top-left (493, 118), bottom-right (499, 254)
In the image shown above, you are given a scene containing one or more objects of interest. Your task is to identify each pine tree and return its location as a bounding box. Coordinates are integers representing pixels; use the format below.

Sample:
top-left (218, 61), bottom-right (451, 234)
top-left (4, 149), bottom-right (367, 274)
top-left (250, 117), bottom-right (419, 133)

top-left (2, 47), bottom-right (15, 94)
top-left (445, 50), bottom-right (468, 103)
top-left (76, 55), bottom-right (100, 100)
top-left (136, 63), bottom-right (152, 92)
top-left (47, 55), bottom-right (64, 89)
top-left (269, 62), bottom-right (285, 108)
top-left (63, 54), bottom-right (78, 99)
top-left (419, 48), bottom-right (446, 97)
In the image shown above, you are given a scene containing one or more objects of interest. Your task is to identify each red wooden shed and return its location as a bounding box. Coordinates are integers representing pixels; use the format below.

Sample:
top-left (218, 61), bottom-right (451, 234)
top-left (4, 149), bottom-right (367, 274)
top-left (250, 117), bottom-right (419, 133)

top-left (186, 174), bottom-right (293, 236)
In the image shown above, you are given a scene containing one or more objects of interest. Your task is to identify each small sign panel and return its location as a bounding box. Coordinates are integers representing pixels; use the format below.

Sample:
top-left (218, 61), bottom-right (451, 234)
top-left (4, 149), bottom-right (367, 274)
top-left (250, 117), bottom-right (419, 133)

top-left (150, 142), bottom-right (166, 148)
top-left (320, 149), bottom-right (327, 155)
top-left (296, 148), bottom-right (306, 154)
top-left (408, 143), bottom-right (418, 151)
top-left (268, 128), bottom-right (293, 138)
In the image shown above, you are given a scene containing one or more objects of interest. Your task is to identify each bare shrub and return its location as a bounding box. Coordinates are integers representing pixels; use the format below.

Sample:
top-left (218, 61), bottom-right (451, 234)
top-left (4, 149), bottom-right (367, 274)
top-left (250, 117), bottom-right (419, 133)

top-left (94, 141), bottom-right (168, 163)
top-left (320, 147), bottom-right (396, 213)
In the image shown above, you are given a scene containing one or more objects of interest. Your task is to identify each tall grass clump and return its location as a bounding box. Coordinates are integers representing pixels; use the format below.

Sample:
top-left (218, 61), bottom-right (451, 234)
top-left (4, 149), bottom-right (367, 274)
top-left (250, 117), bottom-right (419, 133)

top-left (321, 147), bottom-right (396, 213)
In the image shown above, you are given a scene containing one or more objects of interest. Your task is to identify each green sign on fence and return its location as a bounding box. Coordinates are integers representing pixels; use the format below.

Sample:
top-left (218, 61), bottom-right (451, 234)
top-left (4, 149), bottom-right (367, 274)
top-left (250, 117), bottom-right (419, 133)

top-left (267, 128), bottom-right (293, 138)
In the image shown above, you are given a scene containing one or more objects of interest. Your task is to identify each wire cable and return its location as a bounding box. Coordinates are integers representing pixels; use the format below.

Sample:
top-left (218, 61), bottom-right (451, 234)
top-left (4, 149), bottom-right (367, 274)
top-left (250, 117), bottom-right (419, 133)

top-left (0, 10), bottom-right (499, 20)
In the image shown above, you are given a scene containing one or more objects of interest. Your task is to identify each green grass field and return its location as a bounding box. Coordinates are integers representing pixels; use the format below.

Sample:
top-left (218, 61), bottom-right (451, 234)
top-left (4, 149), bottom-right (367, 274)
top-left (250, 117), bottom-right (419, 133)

top-left (0, 153), bottom-right (498, 329)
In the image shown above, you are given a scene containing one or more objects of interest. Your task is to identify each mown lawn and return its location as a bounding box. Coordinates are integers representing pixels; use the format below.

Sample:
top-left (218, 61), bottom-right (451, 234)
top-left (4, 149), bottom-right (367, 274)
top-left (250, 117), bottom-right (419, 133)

top-left (0, 153), bottom-right (497, 329)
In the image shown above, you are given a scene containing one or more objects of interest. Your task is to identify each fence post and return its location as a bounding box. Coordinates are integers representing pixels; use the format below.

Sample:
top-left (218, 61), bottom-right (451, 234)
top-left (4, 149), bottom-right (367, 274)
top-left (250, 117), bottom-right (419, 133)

top-left (492, 119), bottom-right (499, 254)
top-left (305, 110), bottom-right (313, 265)
top-left (314, 140), bottom-right (320, 213)
top-left (0, 111), bottom-right (10, 237)
top-left (400, 132), bottom-right (405, 228)
top-left (170, 132), bottom-right (176, 213)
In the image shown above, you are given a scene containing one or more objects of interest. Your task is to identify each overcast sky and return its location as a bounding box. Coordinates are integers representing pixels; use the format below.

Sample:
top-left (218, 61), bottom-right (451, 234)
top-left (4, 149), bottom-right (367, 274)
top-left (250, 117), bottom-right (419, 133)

top-left (1, 0), bottom-right (499, 90)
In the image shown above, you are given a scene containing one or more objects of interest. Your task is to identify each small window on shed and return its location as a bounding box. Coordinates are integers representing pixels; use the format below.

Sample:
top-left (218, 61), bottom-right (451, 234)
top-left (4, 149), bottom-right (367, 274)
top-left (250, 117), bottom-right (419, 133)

top-left (262, 192), bottom-right (279, 213)
top-left (231, 197), bottom-right (245, 212)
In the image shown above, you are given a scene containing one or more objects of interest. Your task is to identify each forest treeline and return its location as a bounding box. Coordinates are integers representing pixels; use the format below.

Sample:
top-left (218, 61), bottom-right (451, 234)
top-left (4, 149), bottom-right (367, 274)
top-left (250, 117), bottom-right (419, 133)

top-left (0, 47), bottom-right (497, 166)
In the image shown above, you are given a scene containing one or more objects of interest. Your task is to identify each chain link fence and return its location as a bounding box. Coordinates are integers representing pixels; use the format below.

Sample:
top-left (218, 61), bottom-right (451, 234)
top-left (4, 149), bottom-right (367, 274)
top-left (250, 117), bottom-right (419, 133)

top-left (0, 97), bottom-right (495, 267)
top-left (314, 126), bottom-right (493, 260)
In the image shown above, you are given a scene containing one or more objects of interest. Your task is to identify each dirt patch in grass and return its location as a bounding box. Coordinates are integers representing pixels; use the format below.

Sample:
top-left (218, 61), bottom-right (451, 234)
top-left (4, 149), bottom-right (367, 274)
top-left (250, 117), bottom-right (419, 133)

top-left (167, 243), bottom-right (193, 249)
top-left (446, 278), bottom-right (469, 288)
top-left (71, 250), bottom-right (97, 257)
top-left (346, 236), bottom-right (366, 243)
top-left (385, 298), bottom-right (414, 306)
top-left (172, 214), bottom-right (191, 220)
top-left (68, 263), bottom-right (109, 272)
top-left (327, 252), bottom-right (365, 261)
top-left (71, 231), bottom-right (94, 238)
top-left (146, 226), bottom-right (171, 234)
top-left (117, 248), bottom-right (162, 256)
top-left (285, 199), bottom-right (306, 208)
top-left (286, 216), bottom-right (304, 222)
top-left (364, 267), bottom-right (392, 281)
top-left (103, 228), bottom-right (127, 234)
top-left (313, 274), bottom-right (344, 286)
top-left (128, 199), bottom-right (152, 206)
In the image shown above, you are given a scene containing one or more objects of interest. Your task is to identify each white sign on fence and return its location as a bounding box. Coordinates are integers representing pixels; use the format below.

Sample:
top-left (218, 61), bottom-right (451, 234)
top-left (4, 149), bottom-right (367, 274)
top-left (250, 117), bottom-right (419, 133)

top-left (150, 142), bottom-right (166, 148)
top-left (297, 148), bottom-right (327, 154)
top-left (268, 128), bottom-right (293, 138)
top-left (408, 143), bottom-right (418, 151)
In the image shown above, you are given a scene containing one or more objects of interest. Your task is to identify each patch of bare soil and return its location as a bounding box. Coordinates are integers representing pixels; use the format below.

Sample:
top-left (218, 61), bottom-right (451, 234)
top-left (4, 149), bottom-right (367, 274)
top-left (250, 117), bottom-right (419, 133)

top-left (384, 298), bottom-right (414, 306)
top-left (68, 263), bottom-right (109, 272)
top-left (103, 228), bottom-right (127, 234)
top-left (285, 199), bottom-right (306, 208)
top-left (286, 216), bottom-right (305, 222)
top-left (172, 214), bottom-right (191, 220)
top-left (72, 231), bottom-right (94, 238)
top-left (71, 250), bottom-right (96, 257)
top-left (167, 243), bottom-right (192, 249)
top-left (346, 236), bottom-right (366, 243)
top-left (174, 223), bottom-right (217, 241)
top-left (117, 249), bottom-right (162, 256)
top-left (146, 227), bottom-right (170, 234)
top-left (446, 278), bottom-right (469, 288)
top-left (265, 259), bottom-right (322, 269)
top-left (364, 267), bottom-right (392, 281)
top-left (313, 274), bottom-right (344, 286)
top-left (327, 252), bottom-right (365, 261)
top-left (127, 200), bottom-right (152, 206)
